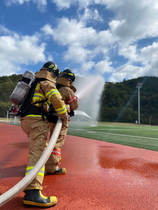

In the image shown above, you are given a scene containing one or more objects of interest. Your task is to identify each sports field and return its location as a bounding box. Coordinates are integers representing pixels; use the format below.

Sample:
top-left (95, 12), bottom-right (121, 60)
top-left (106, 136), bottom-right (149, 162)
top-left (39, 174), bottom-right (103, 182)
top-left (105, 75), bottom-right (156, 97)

top-left (68, 122), bottom-right (158, 151)
top-left (1, 117), bottom-right (158, 152)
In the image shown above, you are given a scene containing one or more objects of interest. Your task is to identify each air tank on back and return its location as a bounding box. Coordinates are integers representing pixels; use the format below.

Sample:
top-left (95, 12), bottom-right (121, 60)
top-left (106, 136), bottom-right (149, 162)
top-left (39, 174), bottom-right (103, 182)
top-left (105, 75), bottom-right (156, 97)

top-left (10, 71), bottom-right (36, 105)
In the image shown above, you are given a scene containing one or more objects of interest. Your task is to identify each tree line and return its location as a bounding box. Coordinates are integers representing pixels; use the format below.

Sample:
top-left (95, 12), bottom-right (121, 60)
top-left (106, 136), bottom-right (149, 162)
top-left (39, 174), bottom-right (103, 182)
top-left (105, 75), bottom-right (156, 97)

top-left (1, 74), bottom-right (158, 125)
top-left (98, 76), bottom-right (158, 125)
top-left (0, 74), bottom-right (22, 118)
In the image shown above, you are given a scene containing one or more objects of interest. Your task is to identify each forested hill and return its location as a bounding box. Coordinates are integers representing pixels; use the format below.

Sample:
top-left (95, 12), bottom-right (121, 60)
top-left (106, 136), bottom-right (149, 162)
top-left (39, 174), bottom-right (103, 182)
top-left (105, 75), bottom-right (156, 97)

top-left (99, 76), bottom-right (158, 125)
top-left (1, 74), bottom-right (158, 125)
top-left (0, 74), bottom-right (22, 117)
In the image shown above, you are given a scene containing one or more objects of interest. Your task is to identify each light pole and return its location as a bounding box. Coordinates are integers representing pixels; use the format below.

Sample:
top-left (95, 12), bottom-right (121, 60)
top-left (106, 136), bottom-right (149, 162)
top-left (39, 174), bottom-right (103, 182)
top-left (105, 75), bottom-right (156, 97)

top-left (136, 83), bottom-right (143, 124)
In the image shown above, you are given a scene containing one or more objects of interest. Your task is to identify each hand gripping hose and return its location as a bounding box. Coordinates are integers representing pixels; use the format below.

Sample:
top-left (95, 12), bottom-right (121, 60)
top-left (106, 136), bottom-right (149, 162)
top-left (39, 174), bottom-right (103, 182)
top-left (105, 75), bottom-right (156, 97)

top-left (0, 118), bottom-right (62, 207)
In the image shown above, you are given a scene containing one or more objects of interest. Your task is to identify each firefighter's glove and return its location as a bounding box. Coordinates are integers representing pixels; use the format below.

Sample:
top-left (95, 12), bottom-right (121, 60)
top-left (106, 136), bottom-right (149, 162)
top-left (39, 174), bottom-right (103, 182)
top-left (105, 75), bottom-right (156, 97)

top-left (47, 113), bottom-right (58, 123)
top-left (69, 110), bottom-right (74, 117)
top-left (62, 117), bottom-right (69, 128)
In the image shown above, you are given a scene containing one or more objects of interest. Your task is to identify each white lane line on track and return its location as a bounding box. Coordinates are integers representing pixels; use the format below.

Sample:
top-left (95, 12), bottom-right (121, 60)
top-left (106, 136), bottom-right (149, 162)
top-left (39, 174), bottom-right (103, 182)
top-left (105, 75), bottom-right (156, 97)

top-left (71, 128), bottom-right (158, 141)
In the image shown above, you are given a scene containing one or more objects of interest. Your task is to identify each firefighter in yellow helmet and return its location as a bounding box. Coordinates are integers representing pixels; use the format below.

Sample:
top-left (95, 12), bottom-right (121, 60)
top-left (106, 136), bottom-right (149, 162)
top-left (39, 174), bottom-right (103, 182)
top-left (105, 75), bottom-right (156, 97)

top-left (45, 69), bottom-right (78, 175)
top-left (20, 61), bottom-right (68, 208)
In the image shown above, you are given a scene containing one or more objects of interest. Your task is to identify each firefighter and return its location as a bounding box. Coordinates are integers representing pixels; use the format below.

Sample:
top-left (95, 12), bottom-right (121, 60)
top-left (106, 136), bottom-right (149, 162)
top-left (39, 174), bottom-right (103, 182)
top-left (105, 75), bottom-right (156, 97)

top-left (45, 69), bottom-right (78, 175)
top-left (20, 61), bottom-right (68, 208)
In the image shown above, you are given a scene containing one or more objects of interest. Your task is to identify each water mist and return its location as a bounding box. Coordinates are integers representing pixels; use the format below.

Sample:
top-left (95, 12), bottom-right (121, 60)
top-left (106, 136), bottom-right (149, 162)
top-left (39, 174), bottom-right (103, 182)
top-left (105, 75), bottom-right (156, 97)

top-left (73, 75), bottom-right (105, 122)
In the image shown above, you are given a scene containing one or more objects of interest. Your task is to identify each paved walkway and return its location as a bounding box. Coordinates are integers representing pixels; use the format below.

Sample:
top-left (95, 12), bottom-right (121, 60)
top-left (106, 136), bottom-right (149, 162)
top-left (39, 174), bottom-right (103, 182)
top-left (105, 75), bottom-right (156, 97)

top-left (0, 123), bottom-right (158, 210)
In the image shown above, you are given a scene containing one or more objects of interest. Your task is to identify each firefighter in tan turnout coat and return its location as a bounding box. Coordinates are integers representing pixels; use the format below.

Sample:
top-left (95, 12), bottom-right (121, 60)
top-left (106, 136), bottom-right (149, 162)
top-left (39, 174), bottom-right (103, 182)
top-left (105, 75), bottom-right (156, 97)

top-left (45, 69), bottom-right (78, 175)
top-left (20, 61), bottom-right (68, 208)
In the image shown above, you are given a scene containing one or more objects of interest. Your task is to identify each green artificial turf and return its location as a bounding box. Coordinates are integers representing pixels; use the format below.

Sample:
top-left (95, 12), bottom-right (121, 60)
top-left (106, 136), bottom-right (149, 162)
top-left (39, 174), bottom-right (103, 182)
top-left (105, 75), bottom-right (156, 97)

top-left (2, 118), bottom-right (158, 151)
top-left (68, 122), bottom-right (158, 151)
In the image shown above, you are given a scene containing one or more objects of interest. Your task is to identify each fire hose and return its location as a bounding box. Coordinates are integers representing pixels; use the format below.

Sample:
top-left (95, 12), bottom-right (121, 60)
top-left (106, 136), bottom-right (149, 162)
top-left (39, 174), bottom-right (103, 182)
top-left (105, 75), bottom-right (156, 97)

top-left (0, 118), bottom-right (62, 207)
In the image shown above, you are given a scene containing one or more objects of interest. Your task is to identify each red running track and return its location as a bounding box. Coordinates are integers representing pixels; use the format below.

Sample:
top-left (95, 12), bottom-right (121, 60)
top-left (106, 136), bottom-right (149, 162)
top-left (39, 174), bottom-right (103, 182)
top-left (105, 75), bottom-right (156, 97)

top-left (0, 123), bottom-right (158, 210)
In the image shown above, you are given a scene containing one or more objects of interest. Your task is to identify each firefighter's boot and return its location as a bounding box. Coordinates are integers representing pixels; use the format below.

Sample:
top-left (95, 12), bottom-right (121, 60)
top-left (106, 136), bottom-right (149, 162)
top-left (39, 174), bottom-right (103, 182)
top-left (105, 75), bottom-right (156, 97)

top-left (54, 167), bottom-right (67, 175)
top-left (46, 168), bottom-right (67, 175)
top-left (23, 189), bottom-right (57, 208)
top-left (47, 167), bottom-right (67, 175)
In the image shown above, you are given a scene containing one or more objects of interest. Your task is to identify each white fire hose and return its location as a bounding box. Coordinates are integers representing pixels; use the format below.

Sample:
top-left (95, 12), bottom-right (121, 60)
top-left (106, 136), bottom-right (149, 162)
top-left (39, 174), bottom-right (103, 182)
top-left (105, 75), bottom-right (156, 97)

top-left (0, 118), bottom-right (62, 207)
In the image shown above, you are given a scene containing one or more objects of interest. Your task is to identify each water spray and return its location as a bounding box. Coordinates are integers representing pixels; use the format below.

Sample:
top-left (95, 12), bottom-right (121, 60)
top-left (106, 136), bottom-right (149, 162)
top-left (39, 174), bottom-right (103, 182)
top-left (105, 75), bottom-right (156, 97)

top-left (74, 75), bottom-right (105, 121)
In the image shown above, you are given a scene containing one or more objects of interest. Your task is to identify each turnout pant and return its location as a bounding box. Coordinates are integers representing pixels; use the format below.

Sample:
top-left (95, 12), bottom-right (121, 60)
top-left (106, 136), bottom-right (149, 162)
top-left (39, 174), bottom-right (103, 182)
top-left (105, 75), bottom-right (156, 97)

top-left (21, 119), bottom-right (49, 190)
top-left (45, 122), bottom-right (68, 173)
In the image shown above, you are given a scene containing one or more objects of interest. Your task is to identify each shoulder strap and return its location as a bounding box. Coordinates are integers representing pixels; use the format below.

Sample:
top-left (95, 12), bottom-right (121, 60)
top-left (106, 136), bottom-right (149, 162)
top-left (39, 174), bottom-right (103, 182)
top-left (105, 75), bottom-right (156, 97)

top-left (17, 78), bottom-right (48, 118)
top-left (35, 78), bottom-right (48, 83)
top-left (56, 83), bottom-right (65, 90)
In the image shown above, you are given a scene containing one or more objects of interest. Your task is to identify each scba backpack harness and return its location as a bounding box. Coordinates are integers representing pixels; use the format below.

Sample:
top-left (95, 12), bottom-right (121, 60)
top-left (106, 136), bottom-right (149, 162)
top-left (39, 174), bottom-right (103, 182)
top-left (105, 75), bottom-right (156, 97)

top-left (10, 71), bottom-right (48, 119)
top-left (10, 71), bottom-right (74, 121)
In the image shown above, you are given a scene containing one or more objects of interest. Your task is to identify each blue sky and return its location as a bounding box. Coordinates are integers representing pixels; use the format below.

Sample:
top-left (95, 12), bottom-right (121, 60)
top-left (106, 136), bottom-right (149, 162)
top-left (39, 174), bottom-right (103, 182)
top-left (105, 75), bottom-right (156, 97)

top-left (0, 0), bottom-right (158, 82)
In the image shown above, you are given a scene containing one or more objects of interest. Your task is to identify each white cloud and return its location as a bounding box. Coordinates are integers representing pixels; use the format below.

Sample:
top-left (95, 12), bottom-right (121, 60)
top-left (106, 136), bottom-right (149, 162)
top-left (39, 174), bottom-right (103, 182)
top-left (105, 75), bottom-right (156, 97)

top-left (95, 58), bottom-right (114, 74)
top-left (41, 17), bottom-right (115, 65)
top-left (0, 25), bottom-right (47, 76)
top-left (51, 0), bottom-right (75, 10)
top-left (41, 24), bottom-right (54, 37)
top-left (79, 61), bottom-right (95, 73)
top-left (109, 64), bottom-right (144, 82)
top-left (7, 0), bottom-right (91, 10)
top-left (6, 0), bottom-right (47, 5)
top-left (118, 45), bottom-right (139, 63)
top-left (79, 8), bottom-right (103, 23)
top-left (111, 41), bottom-right (158, 82)
top-left (6, 0), bottom-right (30, 5)
top-left (117, 41), bottom-right (158, 75)
top-left (108, 0), bottom-right (158, 45)
top-left (3, 0), bottom-right (158, 82)
top-left (5, 0), bottom-right (47, 12)
top-left (42, 18), bottom-right (97, 47)
top-left (63, 44), bottom-right (92, 63)
top-left (140, 42), bottom-right (158, 64)
top-left (51, 0), bottom-right (93, 10)
top-left (6, 0), bottom-right (158, 46)
top-left (139, 42), bottom-right (158, 76)
top-left (51, 0), bottom-right (158, 45)
top-left (34, 0), bottom-right (47, 12)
